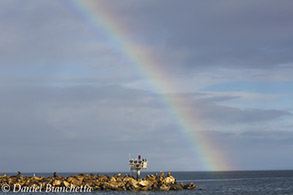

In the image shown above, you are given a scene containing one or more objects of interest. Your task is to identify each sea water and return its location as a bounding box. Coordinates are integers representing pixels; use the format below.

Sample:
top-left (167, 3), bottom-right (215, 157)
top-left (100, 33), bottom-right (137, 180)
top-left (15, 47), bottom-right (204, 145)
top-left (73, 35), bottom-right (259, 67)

top-left (1, 170), bottom-right (293, 195)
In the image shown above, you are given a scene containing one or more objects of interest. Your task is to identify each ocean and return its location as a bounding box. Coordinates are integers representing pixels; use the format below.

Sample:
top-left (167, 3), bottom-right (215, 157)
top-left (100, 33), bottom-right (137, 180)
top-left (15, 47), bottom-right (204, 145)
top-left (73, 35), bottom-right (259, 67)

top-left (1, 170), bottom-right (293, 194)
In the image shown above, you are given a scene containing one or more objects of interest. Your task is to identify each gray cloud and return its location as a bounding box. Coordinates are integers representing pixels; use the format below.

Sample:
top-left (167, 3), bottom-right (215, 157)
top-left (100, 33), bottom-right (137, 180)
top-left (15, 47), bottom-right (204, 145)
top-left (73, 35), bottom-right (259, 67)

top-left (0, 85), bottom-right (190, 171)
top-left (167, 94), bottom-right (291, 124)
top-left (1, 0), bottom-right (293, 83)
top-left (0, 0), bottom-right (132, 83)
top-left (197, 103), bottom-right (291, 124)
top-left (98, 0), bottom-right (293, 72)
top-left (0, 85), bottom-right (292, 171)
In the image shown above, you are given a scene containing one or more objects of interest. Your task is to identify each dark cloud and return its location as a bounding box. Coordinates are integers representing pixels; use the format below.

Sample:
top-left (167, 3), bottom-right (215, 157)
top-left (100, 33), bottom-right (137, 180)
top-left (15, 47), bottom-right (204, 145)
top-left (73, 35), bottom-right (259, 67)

top-left (0, 85), bottom-right (291, 171)
top-left (1, 0), bottom-right (293, 80)
top-left (0, 85), bottom-right (192, 171)
top-left (100, 0), bottom-right (293, 71)
top-left (197, 103), bottom-right (291, 124)
top-left (0, 0), bottom-right (129, 78)
top-left (167, 94), bottom-right (291, 124)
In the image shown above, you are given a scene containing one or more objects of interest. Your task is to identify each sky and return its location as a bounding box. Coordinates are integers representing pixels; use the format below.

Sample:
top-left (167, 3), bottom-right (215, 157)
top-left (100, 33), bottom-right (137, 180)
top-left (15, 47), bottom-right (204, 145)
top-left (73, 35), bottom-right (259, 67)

top-left (1, 0), bottom-right (293, 172)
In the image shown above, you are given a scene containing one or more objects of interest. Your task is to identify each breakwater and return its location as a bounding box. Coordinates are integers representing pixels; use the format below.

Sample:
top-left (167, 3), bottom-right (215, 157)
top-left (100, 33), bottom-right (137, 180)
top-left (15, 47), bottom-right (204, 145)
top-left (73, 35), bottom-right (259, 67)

top-left (0, 172), bottom-right (196, 192)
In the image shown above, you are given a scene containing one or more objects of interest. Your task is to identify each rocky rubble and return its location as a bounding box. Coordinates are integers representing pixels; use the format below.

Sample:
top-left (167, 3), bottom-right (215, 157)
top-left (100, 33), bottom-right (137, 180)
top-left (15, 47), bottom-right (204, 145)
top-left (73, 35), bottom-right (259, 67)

top-left (0, 171), bottom-right (196, 192)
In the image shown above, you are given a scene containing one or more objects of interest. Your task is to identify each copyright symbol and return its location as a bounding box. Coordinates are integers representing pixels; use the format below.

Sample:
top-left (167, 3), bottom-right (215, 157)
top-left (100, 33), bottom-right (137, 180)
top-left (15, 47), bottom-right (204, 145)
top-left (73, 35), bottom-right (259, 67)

top-left (1, 184), bottom-right (10, 192)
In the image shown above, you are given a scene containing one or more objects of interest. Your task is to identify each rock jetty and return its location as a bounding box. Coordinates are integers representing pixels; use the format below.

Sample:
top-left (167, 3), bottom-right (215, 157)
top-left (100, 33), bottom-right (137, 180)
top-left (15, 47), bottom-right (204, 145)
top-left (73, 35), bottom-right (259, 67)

top-left (0, 171), bottom-right (196, 192)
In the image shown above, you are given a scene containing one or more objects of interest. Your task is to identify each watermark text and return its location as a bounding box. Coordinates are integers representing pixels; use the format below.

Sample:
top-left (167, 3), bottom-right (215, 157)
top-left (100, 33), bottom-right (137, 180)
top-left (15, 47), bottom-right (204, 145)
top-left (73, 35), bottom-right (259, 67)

top-left (1, 184), bottom-right (92, 193)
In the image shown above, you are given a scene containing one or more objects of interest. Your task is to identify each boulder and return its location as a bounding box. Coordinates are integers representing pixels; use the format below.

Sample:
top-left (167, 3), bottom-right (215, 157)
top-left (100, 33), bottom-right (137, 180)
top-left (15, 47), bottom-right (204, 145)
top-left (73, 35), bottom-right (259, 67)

top-left (163, 176), bottom-right (176, 185)
top-left (75, 175), bottom-right (85, 182)
top-left (123, 176), bottom-right (135, 183)
top-left (63, 180), bottom-right (70, 188)
top-left (103, 181), bottom-right (125, 191)
top-left (98, 175), bottom-right (108, 182)
top-left (125, 179), bottom-right (140, 191)
top-left (109, 177), bottom-right (116, 182)
top-left (68, 177), bottom-right (83, 186)
top-left (184, 182), bottom-right (196, 190)
top-left (31, 176), bottom-right (42, 181)
top-left (146, 174), bottom-right (156, 181)
top-left (52, 179), bottom-right (62, 186)
top-left (159, 184), bottom-right (170, 191)
top-left (170, 183), bottom-right (183, 190)
top-left (138, 179), bottom-right (154, 189)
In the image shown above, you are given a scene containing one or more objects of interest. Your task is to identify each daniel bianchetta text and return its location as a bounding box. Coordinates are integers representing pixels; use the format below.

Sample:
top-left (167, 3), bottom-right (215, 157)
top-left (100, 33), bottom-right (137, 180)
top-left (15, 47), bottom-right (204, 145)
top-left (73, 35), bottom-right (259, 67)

top-left (9, 184), bottom-right (92, 193)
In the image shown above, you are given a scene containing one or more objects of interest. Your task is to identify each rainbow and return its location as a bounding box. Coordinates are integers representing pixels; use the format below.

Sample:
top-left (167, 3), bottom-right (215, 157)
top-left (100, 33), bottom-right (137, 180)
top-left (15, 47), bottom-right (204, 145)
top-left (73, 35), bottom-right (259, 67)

top-left (65, 0), bottom-right (230, 171)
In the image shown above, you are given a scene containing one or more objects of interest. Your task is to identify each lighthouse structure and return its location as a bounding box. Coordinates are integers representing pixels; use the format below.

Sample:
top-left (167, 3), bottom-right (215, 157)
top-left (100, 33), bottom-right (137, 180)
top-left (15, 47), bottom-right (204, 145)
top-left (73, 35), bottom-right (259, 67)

top-left (129, 155), bottom-right (148, 180)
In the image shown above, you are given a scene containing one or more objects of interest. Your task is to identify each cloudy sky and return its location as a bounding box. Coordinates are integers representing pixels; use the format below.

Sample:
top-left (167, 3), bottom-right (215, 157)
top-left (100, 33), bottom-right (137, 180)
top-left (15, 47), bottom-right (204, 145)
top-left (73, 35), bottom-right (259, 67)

top-left (1, 0), bottom-right (293, 172)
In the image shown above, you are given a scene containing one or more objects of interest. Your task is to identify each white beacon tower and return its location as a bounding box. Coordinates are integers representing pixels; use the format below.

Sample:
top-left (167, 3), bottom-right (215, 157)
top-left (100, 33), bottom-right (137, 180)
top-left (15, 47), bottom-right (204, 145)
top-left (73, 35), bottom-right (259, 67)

top-left (129, 154), bottom-right (148, 179)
